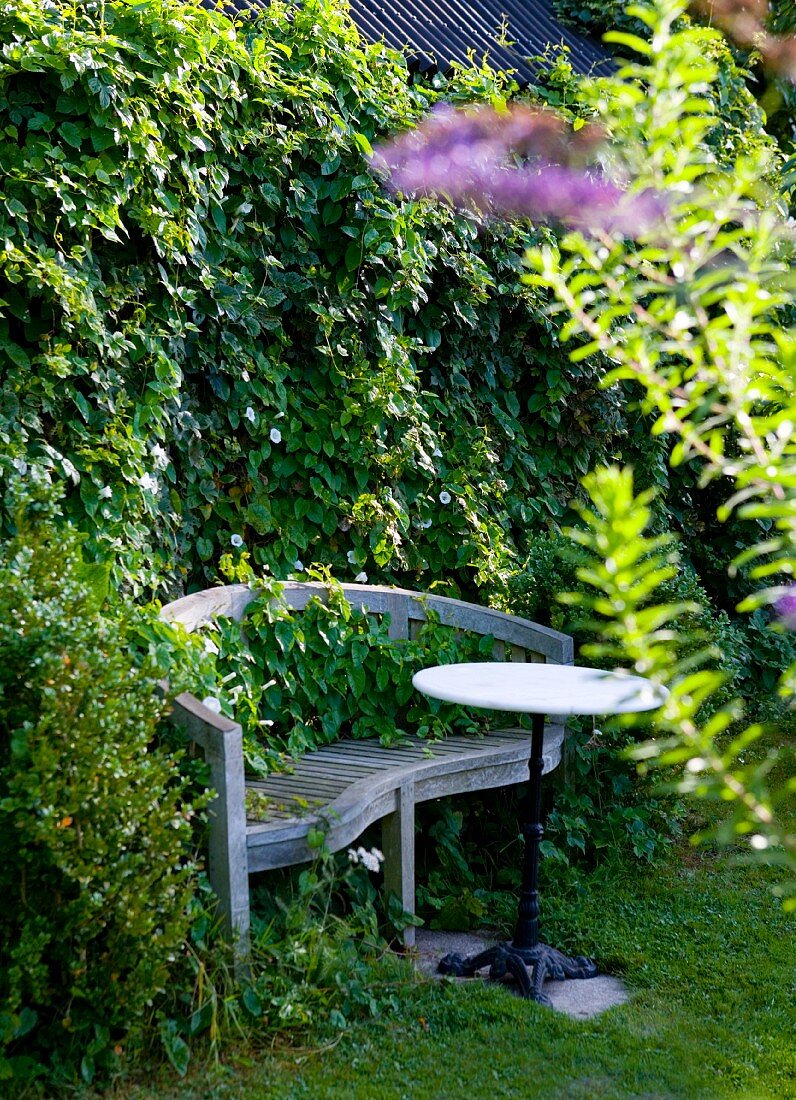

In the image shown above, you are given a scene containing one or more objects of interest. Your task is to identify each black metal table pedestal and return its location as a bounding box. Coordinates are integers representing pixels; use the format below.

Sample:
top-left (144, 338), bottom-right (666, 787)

top-left (437, 711), bottom-right (598, 1004)
top-left (438, 942), bottom-right (598, 1005)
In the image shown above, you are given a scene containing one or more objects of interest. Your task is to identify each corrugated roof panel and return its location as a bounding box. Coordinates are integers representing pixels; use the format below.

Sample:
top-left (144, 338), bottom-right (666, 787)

top-left (211, 1), bottom-right (612, 81)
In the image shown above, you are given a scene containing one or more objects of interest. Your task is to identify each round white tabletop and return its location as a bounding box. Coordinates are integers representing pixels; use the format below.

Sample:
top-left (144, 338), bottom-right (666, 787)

top-left (412, 662), bottom-right (667, 716)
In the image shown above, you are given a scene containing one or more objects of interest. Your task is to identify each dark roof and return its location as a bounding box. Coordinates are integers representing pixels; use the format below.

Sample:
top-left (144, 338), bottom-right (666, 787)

top-left (221, 1), bottom-right (612, 82)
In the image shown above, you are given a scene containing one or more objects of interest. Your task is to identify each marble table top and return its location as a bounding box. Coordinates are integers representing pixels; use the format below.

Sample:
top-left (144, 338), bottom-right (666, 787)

top-left (412, 662), bottom-right (668, 717)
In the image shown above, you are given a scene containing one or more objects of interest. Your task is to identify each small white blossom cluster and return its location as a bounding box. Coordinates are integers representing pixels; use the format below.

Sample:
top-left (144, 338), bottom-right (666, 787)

top-left (138, 472), bottom-right (160, 495)
top-left (347, 846), bottom-right (384, 872)
top-left (151, 443), bottom-right (169, 469)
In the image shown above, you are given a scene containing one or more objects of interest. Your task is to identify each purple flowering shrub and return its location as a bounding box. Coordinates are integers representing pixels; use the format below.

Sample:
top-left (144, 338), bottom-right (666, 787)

top-left (370, 103), bottom-right (667, 235)
top-left (775, 587), bottom-right (796, 630)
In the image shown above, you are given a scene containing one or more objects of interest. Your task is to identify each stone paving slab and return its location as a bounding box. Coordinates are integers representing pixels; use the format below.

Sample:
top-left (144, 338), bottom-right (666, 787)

top-left (413, 930), bottom-right (629, 1020)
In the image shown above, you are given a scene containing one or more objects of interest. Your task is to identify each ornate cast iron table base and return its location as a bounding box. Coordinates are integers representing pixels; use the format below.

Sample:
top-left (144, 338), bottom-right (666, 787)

top-left (438, 941), bottom-right (597, 1005)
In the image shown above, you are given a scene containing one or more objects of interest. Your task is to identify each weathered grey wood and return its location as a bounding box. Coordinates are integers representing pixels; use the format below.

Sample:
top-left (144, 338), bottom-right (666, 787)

top-left (162, 581), bottom-right (573, 664)
top-left (385, 591), bottom-right (409, 641)
top-left (242, 726), bottom-right (564, 869)
top-left (167, 690), bottom-right (250, 972)
top-left (382, 780), bottom-right (416, 947)
top-left (161, 582), bottom-right (574, 952)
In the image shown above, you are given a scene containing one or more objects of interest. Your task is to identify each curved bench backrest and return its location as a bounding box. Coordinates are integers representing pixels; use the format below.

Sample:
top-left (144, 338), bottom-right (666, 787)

top-left (161, 581), bottom-right (573, 666)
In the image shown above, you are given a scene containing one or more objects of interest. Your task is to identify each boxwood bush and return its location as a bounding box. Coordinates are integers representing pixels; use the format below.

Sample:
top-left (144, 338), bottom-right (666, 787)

top-left (0, 479), bottom-right (203, 1085)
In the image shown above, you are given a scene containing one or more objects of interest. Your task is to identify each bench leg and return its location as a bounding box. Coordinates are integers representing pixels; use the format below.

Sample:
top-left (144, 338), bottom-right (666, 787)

top-left (382, 781), bottom-right (416, 948)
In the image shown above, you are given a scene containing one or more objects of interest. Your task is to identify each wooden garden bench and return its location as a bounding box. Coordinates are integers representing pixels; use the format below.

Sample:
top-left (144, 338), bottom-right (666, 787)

top-left (161, 582), bottom-right (574, 955)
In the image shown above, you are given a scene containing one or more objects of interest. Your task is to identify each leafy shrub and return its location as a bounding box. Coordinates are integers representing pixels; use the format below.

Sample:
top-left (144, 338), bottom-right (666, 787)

top-left (244, 844), bottom-right (406, 1031)
top-left (0, 0), bottom-right (779, 622)
top-left (502, 530), bottom-right (796, 864)
top-left (508, 530), bottom-right (793, 724)
top-left (154, 839), bottom-right (412, 1078)
top-left (0, 477), bottom-right (203, 1085)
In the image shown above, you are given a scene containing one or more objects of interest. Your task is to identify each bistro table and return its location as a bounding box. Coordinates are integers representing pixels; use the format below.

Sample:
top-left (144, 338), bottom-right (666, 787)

top-left (412, 662), bottom-right (667, 1004)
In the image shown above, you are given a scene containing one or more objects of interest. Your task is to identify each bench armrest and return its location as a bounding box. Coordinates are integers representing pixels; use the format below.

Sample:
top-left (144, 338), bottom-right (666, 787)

top-left (162, 685), bottom-right (250, 957)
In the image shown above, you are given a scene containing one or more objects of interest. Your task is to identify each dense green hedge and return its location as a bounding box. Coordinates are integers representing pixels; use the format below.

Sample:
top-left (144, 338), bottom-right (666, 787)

top-left (0, 0), bottom-right (650, 599)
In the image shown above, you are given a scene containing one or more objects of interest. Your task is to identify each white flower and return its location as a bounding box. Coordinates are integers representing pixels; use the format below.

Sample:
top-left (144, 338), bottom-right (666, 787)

top-left (439, 490), bottom-right (451, 505)
top-left (359, 846), bottom-right (384, 873)
top-left (433, 447), bottom-right (442, 458)
top-left (348, 846), bottom-right (384, 872)
top-left (241, 369), bottom-right (250, 382)
top-left (151, 443), bottom-right (169, 469)
top-left (244, 406), bottom-right (256, 423)
top-left (293, 559), bottom-right (304, 571)
top-left (354, 571), bottom-right (368, 583)
top-left (98, 485), bottom-right (112, 499)
top-left (269, 427), bottom-right (282, 444)
top-left (421, 518), bottom-right (432, 529)
top-left (203, 637), bottom-right (220, 656)
top-left (201, 696), bottom-right (222, 714)
top-left (138, 473), bottom-right (160, 494)
top-left (230, 533), bottom-right (244, 547)
top-left (347, 550), bottom-right (357, 564)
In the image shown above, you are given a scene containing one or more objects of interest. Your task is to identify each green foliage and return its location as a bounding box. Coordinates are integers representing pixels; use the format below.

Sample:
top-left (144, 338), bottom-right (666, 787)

top-left (523, 0), bottom-right (796, 884)
top-left (560, 466), bottom-right (795, 897)
top-left (553, 0), bottom-right (642, 37)
top-left (0, 0), bottom-right (655, 599)
top-left (0, 479), bottom-right (203, 1084)
top-left (504, 533), bottom-right (685, 862)
top-left (504, 529), bottom-right (794, 864)
top-left (193, 561), bottom-right (502, 769)
top-left (159, 843), bottom-right (414, 1076)
top-left (245, 845), bottom-right (404, 1029)
top-left (554, 0), bottom-right (781, 178)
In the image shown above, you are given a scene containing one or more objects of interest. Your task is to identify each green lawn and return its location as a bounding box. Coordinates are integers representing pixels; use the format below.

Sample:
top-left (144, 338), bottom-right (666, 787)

top-left (116, 850), bottom-right (795, 1100)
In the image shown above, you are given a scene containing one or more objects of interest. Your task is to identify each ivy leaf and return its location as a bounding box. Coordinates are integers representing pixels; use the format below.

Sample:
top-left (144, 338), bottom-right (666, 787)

top-left (59, 121), bottom-right (84, 148)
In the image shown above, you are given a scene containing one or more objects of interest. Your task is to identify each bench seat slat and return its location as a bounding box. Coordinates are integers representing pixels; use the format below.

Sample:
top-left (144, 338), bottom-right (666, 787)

top-left (243, 728), bottom-right (563, 837)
